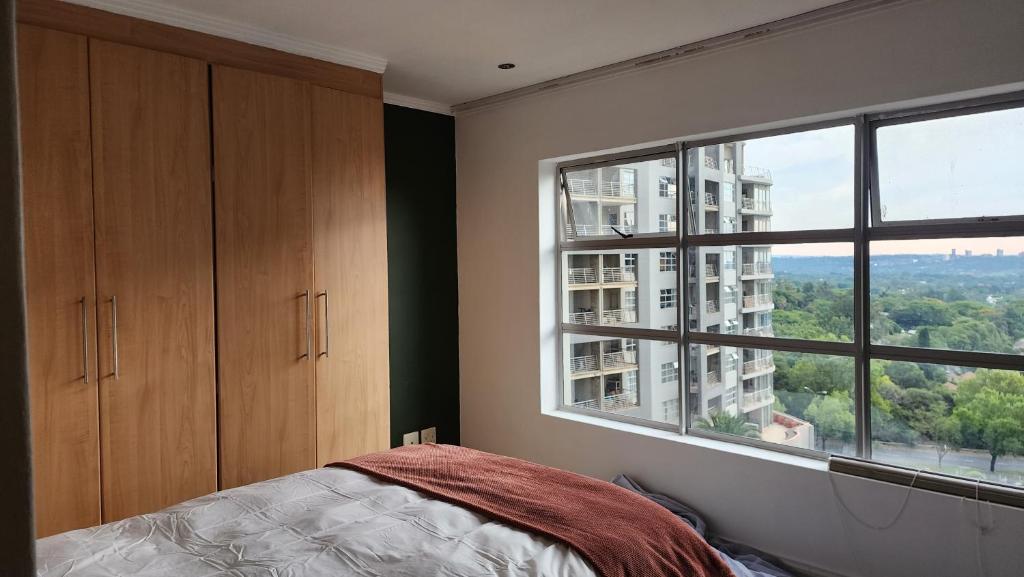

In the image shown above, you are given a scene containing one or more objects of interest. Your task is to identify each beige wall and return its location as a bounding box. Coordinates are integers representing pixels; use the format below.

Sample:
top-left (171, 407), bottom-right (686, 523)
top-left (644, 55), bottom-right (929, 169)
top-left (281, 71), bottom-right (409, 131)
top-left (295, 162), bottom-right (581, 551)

top-left (455, 1), bottom-right (1024, 576)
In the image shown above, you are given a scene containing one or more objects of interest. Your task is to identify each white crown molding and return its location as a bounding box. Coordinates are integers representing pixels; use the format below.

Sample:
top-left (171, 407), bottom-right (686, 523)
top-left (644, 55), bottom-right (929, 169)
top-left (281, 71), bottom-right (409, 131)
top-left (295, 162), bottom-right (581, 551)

top-left (63, 0), bottom-right (388, 73)
top-left (383, 92), bottom-right (453, 116)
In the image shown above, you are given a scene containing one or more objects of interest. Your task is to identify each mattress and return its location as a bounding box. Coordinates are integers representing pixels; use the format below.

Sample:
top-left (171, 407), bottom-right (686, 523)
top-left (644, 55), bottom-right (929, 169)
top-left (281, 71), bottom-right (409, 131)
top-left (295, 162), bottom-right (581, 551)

top-left (37, 467), bottom-right (595, 577)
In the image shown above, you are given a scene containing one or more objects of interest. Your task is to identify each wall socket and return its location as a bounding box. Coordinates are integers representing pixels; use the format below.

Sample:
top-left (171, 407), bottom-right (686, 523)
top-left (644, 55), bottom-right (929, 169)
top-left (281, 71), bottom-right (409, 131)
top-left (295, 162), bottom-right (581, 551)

top-left (402, 431), bottom-right (420, 446)
top-left (420, 426), bottom-right (437, 444)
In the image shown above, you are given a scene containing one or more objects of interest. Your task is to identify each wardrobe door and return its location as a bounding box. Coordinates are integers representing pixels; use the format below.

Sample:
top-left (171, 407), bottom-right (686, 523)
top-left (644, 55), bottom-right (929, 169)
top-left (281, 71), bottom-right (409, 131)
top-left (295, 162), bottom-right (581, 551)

top-left (90, 39), bottom-right (217, 521)
top-left (18, 24), bottom-right (100, 537)
top-left (311, 86), bottom-right (390, 465)
top-left (213, 65), bottom-right (315, 488)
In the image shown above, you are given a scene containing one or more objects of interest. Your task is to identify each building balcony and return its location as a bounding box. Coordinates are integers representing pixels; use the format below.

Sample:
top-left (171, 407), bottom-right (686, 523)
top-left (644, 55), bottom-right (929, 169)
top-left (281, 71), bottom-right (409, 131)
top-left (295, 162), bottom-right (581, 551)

top-left (742, 355), bottom-right (776, 377)
top-left (600, 181), bottom-right (636, 200)
top-left (704, 226), bottom-right (720, 235)
top-left (568, 311), bottom-right (598, 325)
top-left (705, 370), bottom-right (722, 385)
top-left (704, 156), bottom-right (719, 170)
top-left (705, 300), bottom-right (720, 314)
top-left (705, 264), bottom-right (719, 281)
top-left (740, 262), bottom-right (773, 278)
top-left (569, 355), bottom-right (599, 374)
top-left (741, 293), bottom-right (774, 311)
top-left (762, 412), bottom-right (815, 450)
top-left (704, 192), bottom-right (719, 210)
top-left (740, 197), bottom-right (772, 214)
top-left (601, 308), bottom-right (638, 325)
top-left (565, 223), bottom-right (637, 237)
top-left (705, 344), bottom-right (720, 355)
top-left (742, 388), bottom-right (775, 411)
top-left (566, 178), bottom-right (598, 198)
top-left (572, 391), bottom-right (638, 412)
top-left (741, 165), bottom-right (772, 182)
top-left (742, 324), bottom-right (774, 337)
top-left (567, 267), bottom-right (597, 286)
top-left (602, 267), bottom-right (637, 284)
top-left (602, 350), bottom-right (637, 370)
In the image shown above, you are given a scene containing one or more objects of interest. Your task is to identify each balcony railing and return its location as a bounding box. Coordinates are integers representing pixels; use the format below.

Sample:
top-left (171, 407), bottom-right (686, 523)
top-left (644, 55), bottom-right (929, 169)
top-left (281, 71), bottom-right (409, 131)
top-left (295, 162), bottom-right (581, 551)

top-left (568, 311), bottom-right (598, 325)
top-left (568, 267), bottom-right (597, 285)
top-left (704, 156), bottom-right (718, 170)
top-left (705, 370), bottom-right (722, 385)
top-left (566, 223), bottom-right (637, 237)
top-left (704, 226), bottom-right (720, 235)
top-left (704, 192), bottom-right (719, 207)
top-left (741, 197), bottom-right (772, 212)
top-left (743, 355), bottom-right (776, 375)
top-left (705, 264), bottom-right (719, 279)
top-left (721, 293), bottom-right (737, 305)
top-left (602, 309), bottom-right (638, 325)
top-left (742, 293), bottom-right (773, 308)
top-left (600, 181), bottom-right (636, 198)
top-left (742, 388), bottom-right (775, 410)
top-left (570, 355), bottom-right (598, 373)
top-left (573, 391), bottom-right (638, 412)
top-left (602, 350), bottom-right (637, 369)
top-left (743, 165), bottom-right (772, 180)
top-left (742, 325), bottom-right (774, 337)
top-left (660, 158), bottom-right (676, 168)
top-left (602, 267), bottom-right (637, 283)
top-left (706, 300), bottom-right (720, 313)
top-left (566, 178), bottom-right (597, 197)
top-left (741, 262), bottom-right (773, 276)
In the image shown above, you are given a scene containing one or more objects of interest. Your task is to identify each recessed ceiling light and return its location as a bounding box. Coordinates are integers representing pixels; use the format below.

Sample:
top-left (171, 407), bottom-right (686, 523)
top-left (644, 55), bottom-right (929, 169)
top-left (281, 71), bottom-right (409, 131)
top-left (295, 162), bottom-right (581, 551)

top-left (498, 63), bottom-right (516, 70)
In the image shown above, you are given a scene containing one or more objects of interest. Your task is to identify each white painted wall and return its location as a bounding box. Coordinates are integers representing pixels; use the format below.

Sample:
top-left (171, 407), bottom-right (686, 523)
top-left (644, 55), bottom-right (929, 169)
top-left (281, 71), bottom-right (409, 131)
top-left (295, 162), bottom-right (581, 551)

top-left (455, 1), bottom-right (1024, 576)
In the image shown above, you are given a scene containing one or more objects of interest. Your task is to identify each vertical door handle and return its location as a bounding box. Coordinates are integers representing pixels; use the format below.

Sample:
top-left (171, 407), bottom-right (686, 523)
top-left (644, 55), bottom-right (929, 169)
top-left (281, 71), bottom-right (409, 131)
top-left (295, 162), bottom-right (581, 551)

top-left (301, 290), bottom-right (311, 360)
top-left (317, 290), bottom-right (329, 358)
top-left (80, 297), bottom-right (89, 383)
top-left (110, 296), bottom-right (119, 379)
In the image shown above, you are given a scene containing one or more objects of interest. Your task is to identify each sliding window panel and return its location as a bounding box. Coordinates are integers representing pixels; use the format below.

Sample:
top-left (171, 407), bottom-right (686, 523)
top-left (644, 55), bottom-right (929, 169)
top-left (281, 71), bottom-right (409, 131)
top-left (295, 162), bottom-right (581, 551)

top-left (869, 360), bottom-right (1024, 488)
top-left (213, 65), bottom-right (316, 489)
top-left (686, 124), bottom-right (854, 235)
top-left (689, 346), bottom-right (856, 456)
top-left (18, 24), bottom-right (100, 536)
top-left (873, 104), bottom-right (1024, 225)
top-left (562, 248), bottom-right (678, 331)
top-left (90, 39), bottom-right (217, 521)
top-left (870, 238), bottom-right (1024, 354)
top-left (563, 156), bottom-right (677, 239)
top-left (563, 334), bottom-right (680, 427)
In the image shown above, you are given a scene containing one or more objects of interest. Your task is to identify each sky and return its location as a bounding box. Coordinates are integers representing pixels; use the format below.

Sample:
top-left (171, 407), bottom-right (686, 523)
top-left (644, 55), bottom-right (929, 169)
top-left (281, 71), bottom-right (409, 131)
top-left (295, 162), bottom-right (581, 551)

top-left (737, 109), bottom-right (1024, 257)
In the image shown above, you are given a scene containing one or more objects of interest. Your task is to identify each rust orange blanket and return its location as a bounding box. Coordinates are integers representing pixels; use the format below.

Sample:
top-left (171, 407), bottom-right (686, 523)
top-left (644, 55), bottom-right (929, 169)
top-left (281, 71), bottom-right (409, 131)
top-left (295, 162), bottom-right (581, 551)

top-left (330, 444), bottom-right (734, 577)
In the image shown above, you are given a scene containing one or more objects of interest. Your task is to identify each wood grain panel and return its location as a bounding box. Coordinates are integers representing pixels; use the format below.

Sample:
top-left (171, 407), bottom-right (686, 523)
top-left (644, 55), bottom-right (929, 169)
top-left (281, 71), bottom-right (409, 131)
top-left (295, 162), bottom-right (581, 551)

top-left (17, 24), bottom-right (101, 537)
top-left (90, 39), bottom-right (217, 522)
top-left (312, 86), bottom-right (390, 464)
top-left (16, 0), bottom-right (381, 98)
top-left (213, 65), bottom-right (316, 488)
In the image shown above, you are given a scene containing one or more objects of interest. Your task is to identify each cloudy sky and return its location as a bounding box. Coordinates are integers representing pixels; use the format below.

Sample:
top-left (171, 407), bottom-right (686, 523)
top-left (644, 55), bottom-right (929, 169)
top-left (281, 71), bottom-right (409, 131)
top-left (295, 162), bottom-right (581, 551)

top-left (739, 109), bottom-right (1023, 256)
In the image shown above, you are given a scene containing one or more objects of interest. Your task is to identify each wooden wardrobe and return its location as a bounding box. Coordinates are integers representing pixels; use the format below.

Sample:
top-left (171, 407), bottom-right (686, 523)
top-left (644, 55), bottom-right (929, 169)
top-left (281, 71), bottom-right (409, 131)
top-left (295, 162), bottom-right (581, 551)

top-left (18, 0), bottom-right (390, 537)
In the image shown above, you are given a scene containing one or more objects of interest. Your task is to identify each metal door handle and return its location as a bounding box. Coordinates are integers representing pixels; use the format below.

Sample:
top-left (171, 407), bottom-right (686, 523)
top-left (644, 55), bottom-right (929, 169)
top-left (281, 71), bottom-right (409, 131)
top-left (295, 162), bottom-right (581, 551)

top-left (110, 296), bottom-right (119, 379)
top-left (80, 298), bottom-right (89, 383)
top-left (317, 290), bottom-right (329, 358)
top-left (301, 290), bottom-right (311, 360)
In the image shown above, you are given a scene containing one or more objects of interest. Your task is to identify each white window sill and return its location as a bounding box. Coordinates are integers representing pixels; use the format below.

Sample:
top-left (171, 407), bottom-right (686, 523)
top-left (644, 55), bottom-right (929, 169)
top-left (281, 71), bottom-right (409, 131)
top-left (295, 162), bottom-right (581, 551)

top-left (542, 407), bottom-right (828, 472)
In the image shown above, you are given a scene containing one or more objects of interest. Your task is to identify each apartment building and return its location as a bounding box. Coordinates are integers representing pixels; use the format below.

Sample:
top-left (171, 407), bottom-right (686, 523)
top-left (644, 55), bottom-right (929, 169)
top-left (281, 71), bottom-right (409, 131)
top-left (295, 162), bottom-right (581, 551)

top-left (563, 146), bottom-right (814, 449)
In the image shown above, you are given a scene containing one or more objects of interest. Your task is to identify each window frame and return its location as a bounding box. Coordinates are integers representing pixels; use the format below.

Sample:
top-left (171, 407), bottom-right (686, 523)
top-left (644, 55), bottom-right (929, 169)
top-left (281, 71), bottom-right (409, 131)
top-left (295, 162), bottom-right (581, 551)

top-left (555, 92), bottom-right (1024, 483)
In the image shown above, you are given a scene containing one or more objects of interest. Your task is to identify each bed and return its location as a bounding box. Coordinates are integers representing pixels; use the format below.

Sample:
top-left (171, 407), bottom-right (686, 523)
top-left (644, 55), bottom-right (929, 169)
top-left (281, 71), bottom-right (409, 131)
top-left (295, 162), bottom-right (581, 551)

top-left (37, 445), bottom-right (793, 577)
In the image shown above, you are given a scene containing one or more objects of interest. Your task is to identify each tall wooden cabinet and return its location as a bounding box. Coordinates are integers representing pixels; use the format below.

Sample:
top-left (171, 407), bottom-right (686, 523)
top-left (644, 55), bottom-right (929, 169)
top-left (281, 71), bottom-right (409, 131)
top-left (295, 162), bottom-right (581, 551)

top-left (18, 4), bottom-right (389, 536)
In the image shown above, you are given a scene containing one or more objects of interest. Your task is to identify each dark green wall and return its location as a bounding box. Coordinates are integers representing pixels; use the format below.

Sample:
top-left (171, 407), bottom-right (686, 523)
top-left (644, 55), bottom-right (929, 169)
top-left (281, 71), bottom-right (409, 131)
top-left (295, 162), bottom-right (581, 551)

top-left (384, 104), bottom-right (459, 446)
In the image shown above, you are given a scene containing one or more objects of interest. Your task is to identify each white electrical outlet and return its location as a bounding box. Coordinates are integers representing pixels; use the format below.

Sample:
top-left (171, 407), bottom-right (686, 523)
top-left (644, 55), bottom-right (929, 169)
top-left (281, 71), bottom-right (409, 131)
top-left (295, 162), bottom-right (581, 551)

top-left (402, 431), bottom-right (420, 446)
top-left (420, 427), bottom-right (437, 444)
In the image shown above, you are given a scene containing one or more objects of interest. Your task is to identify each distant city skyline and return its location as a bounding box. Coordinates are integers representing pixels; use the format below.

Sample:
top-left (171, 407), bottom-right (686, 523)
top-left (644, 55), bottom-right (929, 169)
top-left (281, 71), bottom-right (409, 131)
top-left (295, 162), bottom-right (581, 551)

top-left (773, 238), bottom-right (1024, 257)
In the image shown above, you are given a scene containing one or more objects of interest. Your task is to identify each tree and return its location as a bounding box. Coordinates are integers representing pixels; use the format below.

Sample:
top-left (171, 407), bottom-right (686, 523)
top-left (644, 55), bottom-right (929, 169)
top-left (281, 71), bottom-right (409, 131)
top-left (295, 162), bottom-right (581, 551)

top-left (694, 413), bottom-right (760, 439)
top-left (885, 297), bottom-right (953, 330)
top-left (925, 415), bottom-right (962, 468)
top-left (884, 362), bottom-right (929, 390)
top-left (805, 392), bottom-right (855, 451)
top-left (953, 370), bottom-right (1024, 472)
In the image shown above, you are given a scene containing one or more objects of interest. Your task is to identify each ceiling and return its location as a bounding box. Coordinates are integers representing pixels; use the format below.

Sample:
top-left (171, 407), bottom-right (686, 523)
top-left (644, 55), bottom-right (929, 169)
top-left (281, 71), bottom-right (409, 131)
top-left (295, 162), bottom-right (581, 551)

top-left (70, 0), bottom-right (846, 108)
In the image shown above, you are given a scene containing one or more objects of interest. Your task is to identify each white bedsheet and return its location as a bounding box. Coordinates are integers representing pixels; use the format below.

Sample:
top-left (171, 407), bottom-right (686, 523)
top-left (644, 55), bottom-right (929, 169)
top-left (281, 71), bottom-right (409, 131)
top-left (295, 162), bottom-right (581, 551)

top-left (37, 467), bottom-right (595, 577)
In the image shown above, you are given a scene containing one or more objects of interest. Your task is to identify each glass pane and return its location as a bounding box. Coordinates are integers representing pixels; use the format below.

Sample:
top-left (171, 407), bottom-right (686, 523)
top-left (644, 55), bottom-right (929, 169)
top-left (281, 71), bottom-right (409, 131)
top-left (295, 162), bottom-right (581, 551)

top-left (688, 243), bottom-right (854, 342)
top-left (689, 346), bottom-right (856, 455)
top-left (871, 361), bottom-right (1024, 488)
top-left (563, 248), bottom-right (678, 331)
top-left (685, 125), bottom-right (854, 234)
top-left (563, 156), bottom-right (676, 239)
top-left (564, 334), bottom-right (679, 426)
top-left (875, 106), bottom-right (1024, 223)
top-left (871, 238), bottom-right (1024, 354)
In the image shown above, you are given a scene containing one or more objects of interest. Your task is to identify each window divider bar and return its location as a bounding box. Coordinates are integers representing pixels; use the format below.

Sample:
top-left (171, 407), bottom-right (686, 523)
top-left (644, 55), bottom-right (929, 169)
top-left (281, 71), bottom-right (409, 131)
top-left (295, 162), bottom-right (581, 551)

top-left (686, 229), bottom-right (855, 246)
top-left (854, 115), bottom-right (871, 460)
top-left (556, 145), bottom-right (677, 172)
top-left (867, 220), bottom-right (1024, 239)
top-left (869, 345), bottom-right (1024, 372)
top-left (560, 236), bottom-right (679, 251)
top-left (676, 143), bottom-right (687, 435)
top-left (688, 331), bottom-right (857, 356)
top-left (561, 323), bottom-right (680, 343)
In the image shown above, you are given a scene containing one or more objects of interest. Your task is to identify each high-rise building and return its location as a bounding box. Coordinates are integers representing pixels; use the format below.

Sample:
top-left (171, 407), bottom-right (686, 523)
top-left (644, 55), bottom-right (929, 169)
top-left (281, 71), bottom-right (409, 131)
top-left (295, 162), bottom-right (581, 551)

top-left (997, 248), bottom-right (1005, 257)
top-left (562, 145), bottom-right (813, 448)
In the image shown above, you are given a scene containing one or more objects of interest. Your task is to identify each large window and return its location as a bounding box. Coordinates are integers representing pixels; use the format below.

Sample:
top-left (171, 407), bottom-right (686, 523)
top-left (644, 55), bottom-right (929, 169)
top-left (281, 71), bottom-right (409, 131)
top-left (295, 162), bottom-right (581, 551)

top-left (557, 94), bottom-right (1024, 493)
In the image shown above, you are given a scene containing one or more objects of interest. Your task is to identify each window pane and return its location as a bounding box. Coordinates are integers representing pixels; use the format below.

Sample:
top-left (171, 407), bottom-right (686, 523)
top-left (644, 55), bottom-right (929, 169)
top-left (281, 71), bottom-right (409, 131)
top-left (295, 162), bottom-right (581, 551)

top-left (871, 238), bottom-right (1024, 354)
top-left (688, 243), bottom-right (854, 341)
top-left (689, 346), bottom-right (855, 455)
top-left (875, 106), bottom-right (1024, 223)
top-left (871, 361), bottom-right (1024, 488)
top-left (563, 156), bottom-right (676, 239)
top-left (564, 334), bottom-right (679, 426)
top-left (685, 125), bottom-right (854, 235)
top-left (563, 248), bottom-right (678, 330)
